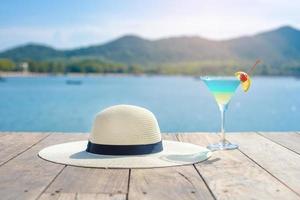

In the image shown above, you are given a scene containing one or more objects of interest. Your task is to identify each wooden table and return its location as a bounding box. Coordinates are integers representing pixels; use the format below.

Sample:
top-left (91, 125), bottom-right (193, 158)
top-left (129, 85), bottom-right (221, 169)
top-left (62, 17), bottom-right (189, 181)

top-left (0, 132), bottom-right (300, 200)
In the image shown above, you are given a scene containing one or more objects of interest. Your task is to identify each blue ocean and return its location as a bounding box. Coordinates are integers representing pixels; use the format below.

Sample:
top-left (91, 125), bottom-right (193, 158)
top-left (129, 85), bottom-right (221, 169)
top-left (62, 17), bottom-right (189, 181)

top-left (0, 75), bottom-right (299, 133)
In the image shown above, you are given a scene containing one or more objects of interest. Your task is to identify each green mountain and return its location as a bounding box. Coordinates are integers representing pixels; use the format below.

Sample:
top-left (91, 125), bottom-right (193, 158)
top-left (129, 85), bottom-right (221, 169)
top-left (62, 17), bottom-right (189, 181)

top-left (1, 25), bottom-right (300, 75)
top-left (65, 35), bottom-right (232, 64)
top-left (225, 26), bottom-right (300, 64)
top-left (0, 44), bottom-right (64, 61)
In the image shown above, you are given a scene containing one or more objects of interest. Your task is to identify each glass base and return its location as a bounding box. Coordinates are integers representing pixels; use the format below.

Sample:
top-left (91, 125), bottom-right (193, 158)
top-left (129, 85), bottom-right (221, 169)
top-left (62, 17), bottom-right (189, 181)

top-left (207, 141), bottom-right (238, 151)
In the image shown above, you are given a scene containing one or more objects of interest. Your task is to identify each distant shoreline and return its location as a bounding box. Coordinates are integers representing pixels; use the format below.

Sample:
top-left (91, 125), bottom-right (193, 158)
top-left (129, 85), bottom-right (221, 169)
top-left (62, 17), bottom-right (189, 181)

top-left (0, 71), bottom-right (299, 78)
top-left (0, 72), bottom-right (150, 77)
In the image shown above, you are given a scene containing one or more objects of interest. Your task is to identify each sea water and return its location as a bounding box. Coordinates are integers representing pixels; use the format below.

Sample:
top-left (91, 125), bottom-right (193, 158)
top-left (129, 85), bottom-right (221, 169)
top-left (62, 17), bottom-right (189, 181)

top-left (0, 75), bottom-right (299, 132)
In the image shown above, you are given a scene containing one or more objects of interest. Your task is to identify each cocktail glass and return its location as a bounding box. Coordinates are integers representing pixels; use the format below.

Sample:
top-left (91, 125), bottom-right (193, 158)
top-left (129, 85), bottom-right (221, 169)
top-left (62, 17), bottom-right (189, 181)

top-left (201, 77), bottom-right (240, 151)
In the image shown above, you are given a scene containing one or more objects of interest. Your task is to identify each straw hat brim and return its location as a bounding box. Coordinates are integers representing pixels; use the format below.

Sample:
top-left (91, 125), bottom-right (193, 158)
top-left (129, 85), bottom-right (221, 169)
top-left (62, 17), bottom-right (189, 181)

top-left (38, 140), bottom-right (211, 169)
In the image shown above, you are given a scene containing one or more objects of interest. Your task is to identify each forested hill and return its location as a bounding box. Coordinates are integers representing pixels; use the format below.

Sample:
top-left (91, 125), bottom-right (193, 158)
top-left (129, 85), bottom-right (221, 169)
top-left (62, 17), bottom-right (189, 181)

top-left (1, 25), bottom-right (300, 75)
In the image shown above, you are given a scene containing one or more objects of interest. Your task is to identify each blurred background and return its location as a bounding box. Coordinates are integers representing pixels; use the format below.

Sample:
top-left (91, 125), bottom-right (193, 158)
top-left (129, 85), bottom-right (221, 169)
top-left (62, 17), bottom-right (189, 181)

top-left (0, 0), bottom-right (300, 133)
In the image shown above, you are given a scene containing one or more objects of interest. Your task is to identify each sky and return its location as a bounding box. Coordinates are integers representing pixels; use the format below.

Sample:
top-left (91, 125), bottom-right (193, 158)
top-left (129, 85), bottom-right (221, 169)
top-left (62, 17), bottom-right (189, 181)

top-left (0, 0), bottom-right (300, 51)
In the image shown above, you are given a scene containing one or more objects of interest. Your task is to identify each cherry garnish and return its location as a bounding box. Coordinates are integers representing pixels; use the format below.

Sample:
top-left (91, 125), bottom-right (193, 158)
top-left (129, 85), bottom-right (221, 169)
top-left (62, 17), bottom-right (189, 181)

top-left (240, 73), bottom-right (248, 82)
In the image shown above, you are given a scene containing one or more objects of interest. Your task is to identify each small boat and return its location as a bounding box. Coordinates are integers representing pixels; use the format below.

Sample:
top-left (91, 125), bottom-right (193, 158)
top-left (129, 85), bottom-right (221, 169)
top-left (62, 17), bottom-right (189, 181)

top-left (66, 80), bottom-right (82, 85)
top-left (193, 76), bottom-right (201, 80)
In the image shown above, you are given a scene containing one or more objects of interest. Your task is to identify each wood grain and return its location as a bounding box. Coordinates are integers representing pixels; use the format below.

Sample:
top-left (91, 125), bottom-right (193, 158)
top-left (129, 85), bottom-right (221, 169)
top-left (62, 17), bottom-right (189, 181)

top-left (76, 193), bottom-right (126, 200)
top-left (0, 133), bottom-right (49, 166)
top-left (259, 132), bottom-right (300, 154)
top-left (0, 133), bottom-right (88, 200)
top-left (1, 132), bottom-right (300, 200)
top-left (43, 166), bottom-right (129, 196)
top-left (128, 134), bottom-right (214, 200)
top-left (39, 193), bottom-right (126, 200)
top-left (39, 193), bottom-right (76, 200)
top-left (178, 133), bottom-right (300, 200)
top-left (227, 132), bottom-right (300, 196)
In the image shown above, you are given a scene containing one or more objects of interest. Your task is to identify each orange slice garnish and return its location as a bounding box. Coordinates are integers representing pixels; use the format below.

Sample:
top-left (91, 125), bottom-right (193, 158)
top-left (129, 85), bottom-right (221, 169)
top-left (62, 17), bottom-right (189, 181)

top-left (235, 71), bottom-right (251, 92)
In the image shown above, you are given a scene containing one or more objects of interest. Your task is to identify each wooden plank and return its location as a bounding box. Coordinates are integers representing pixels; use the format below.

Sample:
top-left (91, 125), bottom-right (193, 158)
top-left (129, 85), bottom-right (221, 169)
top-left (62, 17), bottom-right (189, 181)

top-left (39, 191), bottom-right (124, 200)
top-left (178, 133), bottom-right (300, 200)
top-left (0, 133), bottom-right (7, 137)
top-left (39, 193), bottom-right (126, 200)
top-left (0, 133), bottom-right (49, 166)
top-left (39, 193), bottom-right (76, 200)
top-left (41, 166), bottom-right (129, 198)
top-left (227, 132), bottom-right (300, 196)
top-left (259, 132), bottom-right (300, 154)
top-left (0, 133), bottom-right (88, 200)
top-left (128, 134), bottom-right (214, 200)
top-left (77, 193), bottom-right (126, 200)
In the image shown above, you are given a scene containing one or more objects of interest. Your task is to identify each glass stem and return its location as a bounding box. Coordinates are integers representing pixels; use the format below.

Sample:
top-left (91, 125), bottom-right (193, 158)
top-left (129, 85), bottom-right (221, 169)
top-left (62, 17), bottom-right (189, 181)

top-left (219, 104), bottom-right (227, 144)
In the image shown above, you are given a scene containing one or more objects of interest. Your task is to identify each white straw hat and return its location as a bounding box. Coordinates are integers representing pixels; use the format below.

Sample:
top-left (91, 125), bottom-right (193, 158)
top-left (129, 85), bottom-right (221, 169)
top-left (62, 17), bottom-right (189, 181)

top-left (39, 105), bottom-right (211, 168)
